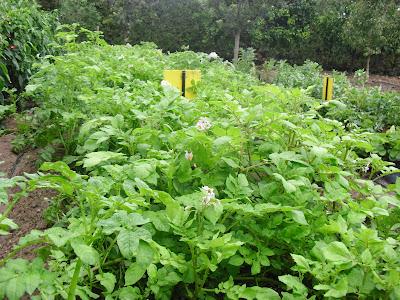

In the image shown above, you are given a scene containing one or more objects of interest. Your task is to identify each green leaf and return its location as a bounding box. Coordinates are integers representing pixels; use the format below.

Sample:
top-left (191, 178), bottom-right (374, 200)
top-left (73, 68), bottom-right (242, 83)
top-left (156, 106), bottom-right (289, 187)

top-left (136, 240), bottom-right (155, 266)
top-left (96, 273), bottom-right (116, 293)
top-left (0, 63), bottom-right (10, 82)
top-left (128, 161), bottom-right (159, 185)
top-left (0, 268), bottom-right (15, 282)
top-left (127, 213), bottom-right (150, 227)
top-left (156, 191), bottom-right (186, 225)
top-left (251, 260), bottom-right (261, 275)
top-left (143, 211), bottom-right (170, 232)
top-left (5, 258), bottom-right (28, 272)
top-left (238, 174), bottom-right (249, 186)
top-left (25, 272), bottom-right (41, 295)
top-left (0, 217), bottom-right (18, 232)
top-left (273, 173), bottom-right (296, 193)
top-left (322, 242), bottom-right (353, 263)
top-left (228, 255), bottom-right (244, 266)
top-left (125, 262), bottom-right (147, 285)
top-left (324, 277), bottom-right (348, 298)
top-left (221, 157), bottom-right (239, 168)
top-left (291, 210), bottom-right (308, 225)
top-left (6, 278), bottom-right (25, 300)
top-left (117, 229), bottom-right (139, 259)
top-left (240, 286), bottom-right (281, 300)
top-left (119, 287), bottom-right (141, 300)
top-left (83, 151), bottom-right (126, 169)
top-left (125, 241), bottom-right (154, 285)
top-left (71, 239), bottom-right (100, 266)
top-left (360, 249), bottom-right (373, 265)
top-left (25, 84), bottom-right (39, 93)
top-left (117, 228), bottom-right (152, 259)
top-left (46, 227), bottom-right (71, 247)
top-left (290, 254), bottom-right (310, 272)
top-left (278, 275), bottom-right (307, 295)
top-left (203, 201), bottom-right (223, 225)
top-left (213, 136), bottom-right (232, 148)
top-left (40, 161), bottom-right (79, 180)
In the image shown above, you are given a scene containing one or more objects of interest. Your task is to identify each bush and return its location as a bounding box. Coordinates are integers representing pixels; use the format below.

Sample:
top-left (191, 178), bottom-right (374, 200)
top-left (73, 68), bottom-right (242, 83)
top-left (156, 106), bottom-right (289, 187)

top-left (0, 0), bottom-right (58, 93)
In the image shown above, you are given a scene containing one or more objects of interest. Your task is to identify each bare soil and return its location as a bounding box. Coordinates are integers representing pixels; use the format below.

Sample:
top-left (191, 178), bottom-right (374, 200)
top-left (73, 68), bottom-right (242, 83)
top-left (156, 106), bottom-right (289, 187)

top-left (0, 118), bottom-right (54, 260)
top-left (362, 74), bottom-right (400, 92)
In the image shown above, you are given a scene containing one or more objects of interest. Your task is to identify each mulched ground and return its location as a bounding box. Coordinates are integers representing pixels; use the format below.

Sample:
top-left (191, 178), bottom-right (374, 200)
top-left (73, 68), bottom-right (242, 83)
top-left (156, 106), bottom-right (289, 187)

top-left (0, 118), bottom-right (54, 260)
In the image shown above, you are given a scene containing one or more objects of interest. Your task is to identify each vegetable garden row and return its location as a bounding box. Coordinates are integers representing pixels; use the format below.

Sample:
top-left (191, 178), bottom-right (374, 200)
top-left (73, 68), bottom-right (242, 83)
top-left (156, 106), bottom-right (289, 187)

top-left (1, 28), bottom-right (400, 300)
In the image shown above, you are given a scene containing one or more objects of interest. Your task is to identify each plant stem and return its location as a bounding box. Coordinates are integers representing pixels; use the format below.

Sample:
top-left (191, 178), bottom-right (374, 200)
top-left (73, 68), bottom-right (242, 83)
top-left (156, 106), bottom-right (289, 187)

top-left (0, 239), bottom-right (45, 267)
top-left (0, 191), bottom-right (26, 223)
top-left (68, 259), bottom-right (82, 300)
top-left (193, 209), bottom-right (205, 299)
top-left (240, 160), bottom-right (269, 172)
top-left (190, 245), bottom-right (198, 299)
top-left (220, 211), bottom-right (233, 224)
top-left (236, 276), bottom-right (278, 285)
top-left (101, 236), bottom-right (118, 265)
top-left (200, 268), bottom-right (210, 290)
top-left (91, 258), bottom-right (123, 273)
top-left (343, 146), bottom-right (350, 161)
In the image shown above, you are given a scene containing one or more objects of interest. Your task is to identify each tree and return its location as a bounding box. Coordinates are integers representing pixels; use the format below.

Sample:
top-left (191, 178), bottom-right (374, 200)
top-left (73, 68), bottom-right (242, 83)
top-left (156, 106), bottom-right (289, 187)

top-left (250, 0), bottom-right (318, 63)
top-left (57, 0), bottom-right (102, 31)
top-left (35, 0), bottom-right (400, 74)
top-left (343, 0), bottom-right (397, 76)
top-left (209, 0), bottom-right (270, 62)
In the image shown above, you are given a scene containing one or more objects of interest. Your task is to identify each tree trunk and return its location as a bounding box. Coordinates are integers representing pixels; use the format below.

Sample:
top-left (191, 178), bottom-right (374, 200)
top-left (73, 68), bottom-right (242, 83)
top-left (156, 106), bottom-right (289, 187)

top-left (233, 0), bottom-right (243, 63)
top-left (366, 55), bottom-right (371, 78)
top-left (233, 30), bottom-right (241, 63)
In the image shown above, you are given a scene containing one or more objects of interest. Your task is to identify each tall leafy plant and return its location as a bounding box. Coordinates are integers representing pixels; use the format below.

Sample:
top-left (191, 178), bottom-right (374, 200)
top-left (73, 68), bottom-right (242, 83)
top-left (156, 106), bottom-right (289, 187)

top-left (0, 0), bottom-right (58, 93)
top-left (343, 0), bottom-right (397, 76)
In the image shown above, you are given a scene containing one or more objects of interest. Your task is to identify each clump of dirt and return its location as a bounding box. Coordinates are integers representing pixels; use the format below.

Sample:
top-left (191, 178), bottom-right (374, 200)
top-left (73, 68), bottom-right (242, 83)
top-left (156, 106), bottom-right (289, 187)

top-left (0, 117), bottom-right (54, 260)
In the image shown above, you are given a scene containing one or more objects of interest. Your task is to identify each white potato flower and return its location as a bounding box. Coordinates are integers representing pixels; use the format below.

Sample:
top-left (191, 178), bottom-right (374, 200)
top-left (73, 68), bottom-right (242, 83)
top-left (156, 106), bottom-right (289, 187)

top-left (201, 186), bottom-right (216, 206)
top-left (161, 80), bottom-right (171, 88)
top-left (185, 151), bottom-right (193, 161)
top-left (196, 117), bottom-right (212, 131)
top-left (208, 52), bottom-right (219, 59)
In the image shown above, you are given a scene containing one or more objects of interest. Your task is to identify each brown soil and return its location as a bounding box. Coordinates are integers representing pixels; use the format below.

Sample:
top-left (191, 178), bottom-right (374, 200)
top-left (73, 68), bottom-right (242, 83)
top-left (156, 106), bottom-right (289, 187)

top-left (0, 117), bottom-right (54, 260)
top-left (366, 74), bottom-right (400, 92)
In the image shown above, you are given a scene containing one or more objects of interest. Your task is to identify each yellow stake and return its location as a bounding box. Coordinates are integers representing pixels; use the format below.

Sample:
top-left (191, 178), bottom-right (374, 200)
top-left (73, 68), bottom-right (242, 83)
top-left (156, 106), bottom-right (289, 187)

top-left (322, 76), bottom-right (334, 101)
top-left (163, 70), bottom-right (201, 99)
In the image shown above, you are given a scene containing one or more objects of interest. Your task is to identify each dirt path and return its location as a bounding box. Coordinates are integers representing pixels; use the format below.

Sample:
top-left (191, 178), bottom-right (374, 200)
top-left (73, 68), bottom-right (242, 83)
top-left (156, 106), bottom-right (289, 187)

top-left (0, 118), bottom-right (53, 260)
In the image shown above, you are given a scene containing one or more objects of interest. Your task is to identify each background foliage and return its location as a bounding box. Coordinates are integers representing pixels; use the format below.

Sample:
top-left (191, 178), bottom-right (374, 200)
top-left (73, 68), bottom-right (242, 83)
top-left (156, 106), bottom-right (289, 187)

top-left (37, 0), bottom-right (400, 75)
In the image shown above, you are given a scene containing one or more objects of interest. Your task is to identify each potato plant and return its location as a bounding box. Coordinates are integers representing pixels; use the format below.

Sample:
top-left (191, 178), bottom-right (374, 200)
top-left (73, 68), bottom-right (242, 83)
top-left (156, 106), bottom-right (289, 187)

top-left (0, 30), bottom-right (399, 300)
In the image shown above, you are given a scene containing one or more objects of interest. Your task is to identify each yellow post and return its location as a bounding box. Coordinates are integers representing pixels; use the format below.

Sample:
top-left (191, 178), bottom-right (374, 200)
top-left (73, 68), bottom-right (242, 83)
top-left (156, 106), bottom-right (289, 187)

top-left (163, 70), bottom-right (201, 99)
top-left (184, 70), bottom-right (201, 99)
top-left (322, 76), bottom-right (334, 101)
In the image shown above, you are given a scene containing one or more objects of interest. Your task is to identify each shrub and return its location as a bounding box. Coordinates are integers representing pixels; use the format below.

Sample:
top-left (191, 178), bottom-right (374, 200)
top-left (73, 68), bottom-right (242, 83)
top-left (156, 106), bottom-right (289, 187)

top-left (0, 0), bottom-right (58, 93)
